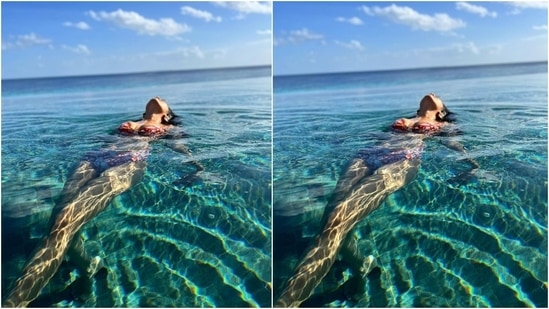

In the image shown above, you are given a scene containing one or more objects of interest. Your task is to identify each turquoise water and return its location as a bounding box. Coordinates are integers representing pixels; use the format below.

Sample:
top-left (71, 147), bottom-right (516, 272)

top-left (273, 62), bottom-right (548, 307)
top-left (2, 66), bottom-right (272, 307)
top-left (3, 62), bottom-right (548, 307)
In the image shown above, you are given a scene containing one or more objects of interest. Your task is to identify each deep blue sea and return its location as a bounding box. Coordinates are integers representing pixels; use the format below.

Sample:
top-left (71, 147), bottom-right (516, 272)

top-left (273, 62), bottom-right (548, 307)
top-left (2, 66), bottom-right (271, 307)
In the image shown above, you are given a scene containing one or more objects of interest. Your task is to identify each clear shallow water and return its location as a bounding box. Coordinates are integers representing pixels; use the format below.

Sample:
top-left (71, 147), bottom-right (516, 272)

top-left (2, 66), bottom-right (272, 307)
top-left (273, 62), bottom-right (548, 307)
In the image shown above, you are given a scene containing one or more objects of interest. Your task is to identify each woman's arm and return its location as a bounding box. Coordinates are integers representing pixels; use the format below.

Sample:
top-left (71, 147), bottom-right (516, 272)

top-left (163, 128), bottom-right (205, 172)
top-left (162, 139), bottom-right (205, 188)
top-left (441, 138), bottom-right (480, 169)
top-left (165, 140), bottom-right (205, 171)
top-left (440, 138), bottom-right (481, 186)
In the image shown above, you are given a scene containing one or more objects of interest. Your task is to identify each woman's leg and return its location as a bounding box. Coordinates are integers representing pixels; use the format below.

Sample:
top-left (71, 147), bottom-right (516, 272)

top-left (4, 161), bottom-right (145, 308)
top-left (340, 235), bottom-right (377, 277)
top-left (331, 158), bottom-right (371, 203)
top-left (275, 158), bottom-right (419, 307)
top-left (48, 161), bottom-right (98, 228)
top-left (59, 162), bottom-right (98, 203)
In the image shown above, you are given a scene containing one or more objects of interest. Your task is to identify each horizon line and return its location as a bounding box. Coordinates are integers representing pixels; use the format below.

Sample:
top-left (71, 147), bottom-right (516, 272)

top-left (273, 60), bottom-right (548, 78)
top-left (3, 60), bottom-right (546, 81)
top-left (2, 64), bottom-right (272, 82)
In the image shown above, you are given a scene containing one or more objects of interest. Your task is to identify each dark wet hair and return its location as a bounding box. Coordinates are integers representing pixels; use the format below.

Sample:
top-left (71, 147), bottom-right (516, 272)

top-left (162, 108), bottom-right (188, 139)
top-left (437, 104), bottom-right (456, 123)
top-left (164, 108), bottom-right (182, 126)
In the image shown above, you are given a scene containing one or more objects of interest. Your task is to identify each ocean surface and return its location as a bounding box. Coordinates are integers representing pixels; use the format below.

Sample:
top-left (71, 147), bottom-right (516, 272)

top-left (273, 62), bottom-right (548, 307)
top-left (2, 66), bottom-right (272, 307)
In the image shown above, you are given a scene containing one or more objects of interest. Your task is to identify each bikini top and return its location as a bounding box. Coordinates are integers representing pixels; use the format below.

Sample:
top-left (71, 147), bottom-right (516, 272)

top-left (118, 122), bottom-right (168, 137)
top-left (391, 119), bottom-right (442, 134)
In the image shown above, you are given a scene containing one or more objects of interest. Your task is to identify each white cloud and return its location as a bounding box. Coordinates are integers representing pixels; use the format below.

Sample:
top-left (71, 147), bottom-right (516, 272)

top-left (411, 41), bottom-right (481, 57)
top-left (181, 6), bottom-right (222, 22)
top-left (247, 38), bottom-right (271, 46)
top-left (256, 29), bottom-right (271, 35)
top-left (289, 28), bottom-right (323, 41)
top-left (215, 1), bottom-right (271, 18)
top-left (149, 46), bottom-right (205, 59)
top-left (62, 44), bottom-right (91, 55)
top-left (18, 33), bottom-right (51, 46)
top-left (456, 2), bottom-right (497, 18)
top-left (361, 4), bottom-right (466, 32)
top-left (87, 9), bottom-right (191, 37)
top-left (533, 24), bottom-right (548, 31)
top-left (509, 2), bottom-right (547, 9)
top-left (335, 40), bottom-right (365, 51)
top-left (275, 28), bottom-right (324, 46)
top-left (455, 41), bottom-right (480, 54)
top-left (63, 21), bottom-right (91, 30)
top-left (336, 16), bottom-right (363, 25)
top-left (508, 1), bottom-right (548, 14)
top-left (2, 32), bottom-right (51, 50)
top-left (177, 46), bottom-right (205, 59)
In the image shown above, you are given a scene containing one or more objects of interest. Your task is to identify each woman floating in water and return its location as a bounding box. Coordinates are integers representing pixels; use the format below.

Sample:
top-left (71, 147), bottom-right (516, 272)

top-left (4, 97), bottom-right (203, 307)
top-left (275, 93), bottom-right (479, 307)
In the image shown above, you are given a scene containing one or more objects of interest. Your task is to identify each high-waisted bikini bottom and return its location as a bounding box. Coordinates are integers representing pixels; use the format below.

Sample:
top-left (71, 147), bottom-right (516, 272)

top-left (355, 145), bottom-right (422, 171)
top-left (83, 149), bottom-right (149, 173)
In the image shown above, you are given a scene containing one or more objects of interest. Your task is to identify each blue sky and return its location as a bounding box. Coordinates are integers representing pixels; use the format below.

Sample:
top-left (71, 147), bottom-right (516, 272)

top-left (2, 2), bottom-right (271, 79)
top-left (274, 1), bottom-right (548, 75)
